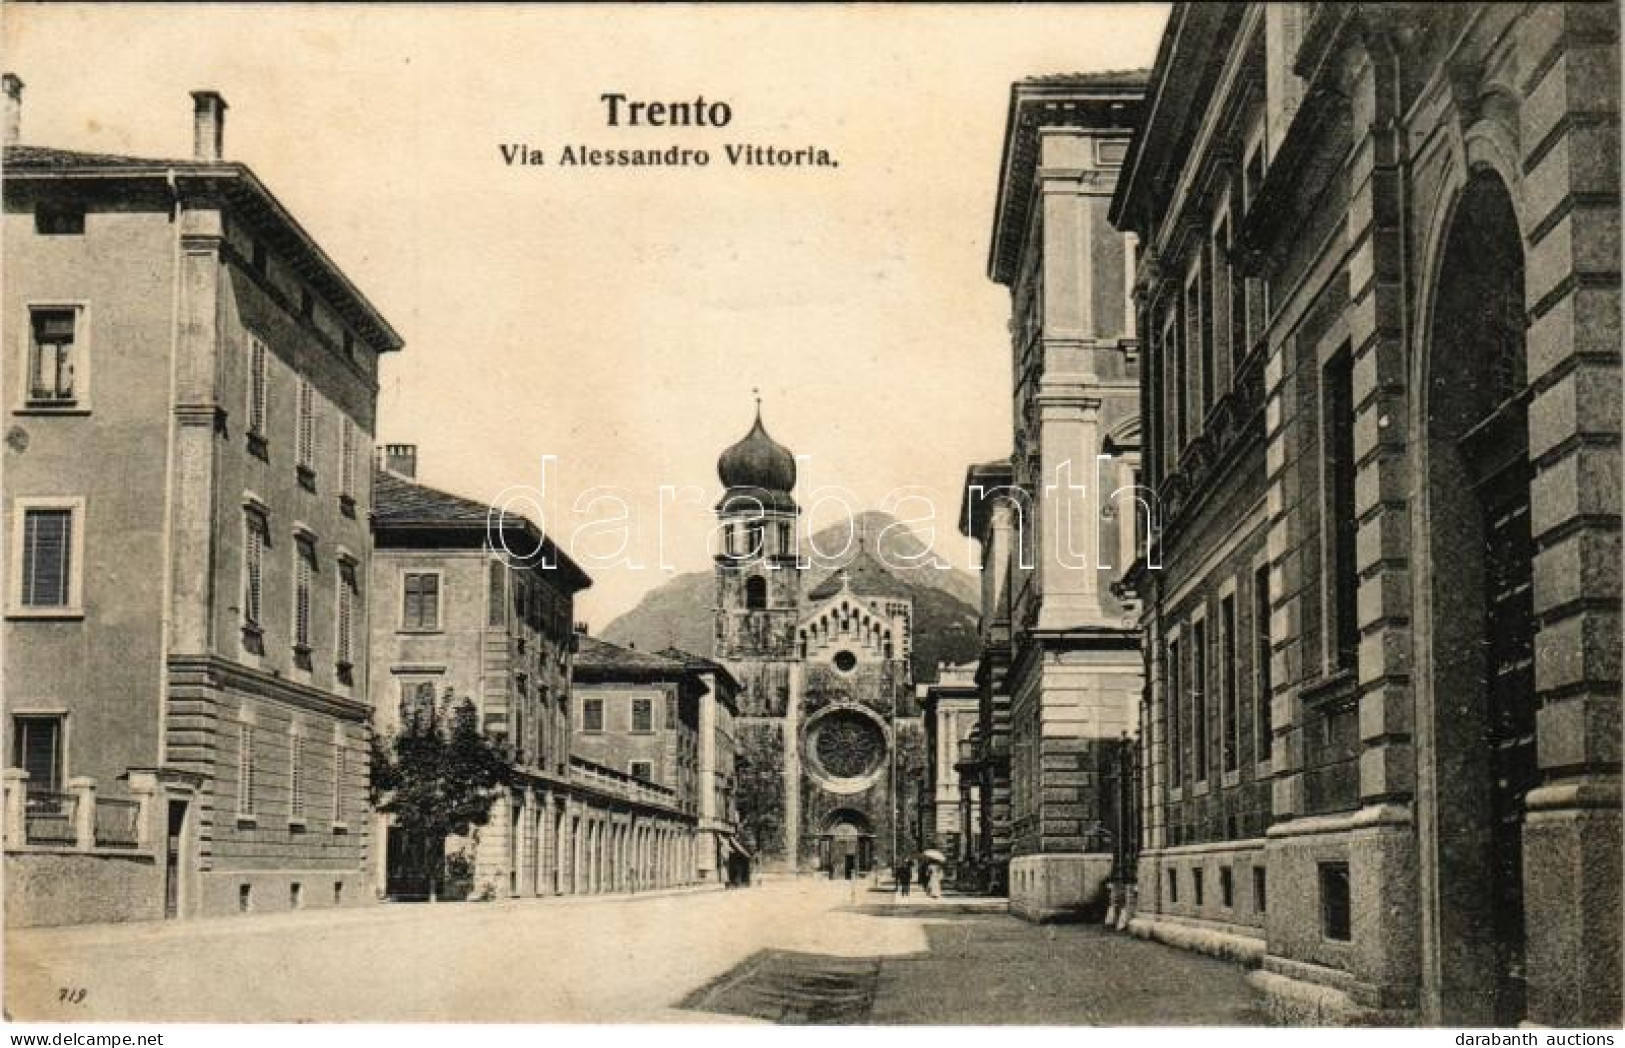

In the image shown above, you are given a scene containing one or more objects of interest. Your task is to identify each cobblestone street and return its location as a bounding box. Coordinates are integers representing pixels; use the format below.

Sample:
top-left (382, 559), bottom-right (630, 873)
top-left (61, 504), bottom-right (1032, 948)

top-left (7, 879), bottom-right (1260, 1024)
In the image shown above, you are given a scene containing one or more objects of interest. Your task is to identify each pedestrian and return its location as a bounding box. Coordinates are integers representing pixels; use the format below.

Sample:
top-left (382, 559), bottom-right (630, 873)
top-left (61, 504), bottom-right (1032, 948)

top-left (927, 862), bottom-right (942, 899)
top-left (898, 859), bottom-right (913, 898)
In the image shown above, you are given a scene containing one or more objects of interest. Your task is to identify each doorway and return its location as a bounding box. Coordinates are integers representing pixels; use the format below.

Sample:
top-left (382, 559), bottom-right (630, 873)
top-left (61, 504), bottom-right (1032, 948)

top-left (1422, 170), bottom-right (1535, 1025)
top-left (818, 810), bottom-right (874, 876)
top-left (164, 799), bottom-right (187, 918)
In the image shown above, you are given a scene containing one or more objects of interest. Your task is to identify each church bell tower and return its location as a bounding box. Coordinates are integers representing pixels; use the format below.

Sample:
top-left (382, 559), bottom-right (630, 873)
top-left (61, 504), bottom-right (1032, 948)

top-left (713, 402), bottom-right (804, 869)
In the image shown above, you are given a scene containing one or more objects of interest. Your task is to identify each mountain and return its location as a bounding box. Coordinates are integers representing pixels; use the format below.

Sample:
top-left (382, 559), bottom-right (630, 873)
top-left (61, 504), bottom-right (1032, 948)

top-left (600, 511), bottom-right (983, 683)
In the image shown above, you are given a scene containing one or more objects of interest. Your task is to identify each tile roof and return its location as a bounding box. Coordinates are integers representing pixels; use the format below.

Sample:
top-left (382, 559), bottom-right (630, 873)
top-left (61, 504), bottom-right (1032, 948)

top-left (372, 468), bottom-right (492, 526)
top-left (4, 144), bottom-right (194, 170)
top-left (574, 636), bottom-right (690, 676)
top-left (1021, 69), bottom-right (1152, 88)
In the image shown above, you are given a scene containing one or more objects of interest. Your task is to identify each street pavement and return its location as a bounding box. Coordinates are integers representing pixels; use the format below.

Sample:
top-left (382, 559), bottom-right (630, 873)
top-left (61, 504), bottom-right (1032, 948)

top-left (5, 878), bottom-right (1262, 1024)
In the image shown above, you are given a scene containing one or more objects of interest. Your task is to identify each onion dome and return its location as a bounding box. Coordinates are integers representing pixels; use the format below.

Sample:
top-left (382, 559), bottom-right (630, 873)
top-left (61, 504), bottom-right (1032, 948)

top-left (718, 407), bottom-right (797, 493)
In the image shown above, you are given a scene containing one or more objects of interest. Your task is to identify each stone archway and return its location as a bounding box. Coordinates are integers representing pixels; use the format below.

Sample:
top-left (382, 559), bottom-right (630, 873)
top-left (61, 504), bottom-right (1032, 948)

top-left (817, 808), bottom-right (874, 876)
top-left (1417, 169), bottom-right (1535, 1026)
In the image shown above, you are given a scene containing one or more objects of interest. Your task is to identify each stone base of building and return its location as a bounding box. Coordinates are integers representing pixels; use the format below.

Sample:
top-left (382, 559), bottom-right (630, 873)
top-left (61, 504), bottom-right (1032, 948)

top-left (5, 850), bottom-right (166, 928)
top-left (1248, 960), bottom-right (1416, 1027)
top-left (196, 867), bottom-right (376, 917)
top-left (1127, 913), bottom-right (1265, 968)
top-left (1008, 853), bottom-right (1111, 922)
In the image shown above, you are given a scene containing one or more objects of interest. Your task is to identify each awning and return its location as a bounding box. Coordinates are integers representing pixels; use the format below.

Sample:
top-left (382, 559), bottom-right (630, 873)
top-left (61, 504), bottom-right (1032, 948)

top-left (721, 834), bottom-right (752, 860)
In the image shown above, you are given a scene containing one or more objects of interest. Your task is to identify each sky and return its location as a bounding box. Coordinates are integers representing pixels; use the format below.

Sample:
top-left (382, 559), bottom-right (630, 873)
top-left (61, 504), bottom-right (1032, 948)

top-left (4, 3), bottom-right (1169, 628)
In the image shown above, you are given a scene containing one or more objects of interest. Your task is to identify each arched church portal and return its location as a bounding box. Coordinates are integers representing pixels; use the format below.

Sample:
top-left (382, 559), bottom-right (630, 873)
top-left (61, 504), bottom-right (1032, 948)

top-left (818, 809), bottom-right (874, 876)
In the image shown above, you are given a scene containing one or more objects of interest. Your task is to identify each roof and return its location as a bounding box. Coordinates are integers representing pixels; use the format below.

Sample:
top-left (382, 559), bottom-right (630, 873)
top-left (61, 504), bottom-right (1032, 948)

top-left (958, 458), bottom-right (1016, 538)
top-left (988, 69), bottom-right (1149, 287)
top-left (656, 647), bottom-right (741, 706)
top-left (573, 636), bottom-right (692, 681)
top-left (5, 144), bottom-right (188, 169)
top-left (4, 143), bottom-right (403, 355)
top-left (372, 468), bottom-right (591, 591)
top-left (806, 545), bottom-right (914, 602)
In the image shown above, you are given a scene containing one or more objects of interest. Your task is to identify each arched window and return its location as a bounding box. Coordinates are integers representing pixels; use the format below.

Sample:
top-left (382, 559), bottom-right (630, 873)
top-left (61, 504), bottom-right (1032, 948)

top-left (745, 575), bottom-right (768, 610)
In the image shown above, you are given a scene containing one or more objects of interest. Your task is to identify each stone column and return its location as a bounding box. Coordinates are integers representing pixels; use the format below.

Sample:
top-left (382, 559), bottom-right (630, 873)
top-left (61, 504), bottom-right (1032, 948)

top-left (127, 770), bottom-right (160, 851)
top-left (1519, 4), bottom-right (1623, 1026)
top-left (69, 776), bottom-right (96, 851)
top-left (3, 769), bottom-right (28, 846)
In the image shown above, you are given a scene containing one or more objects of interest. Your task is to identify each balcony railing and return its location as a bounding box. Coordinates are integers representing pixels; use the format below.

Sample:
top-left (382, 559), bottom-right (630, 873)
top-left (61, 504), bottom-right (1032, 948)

top-left (5, 771), bottom-right (158, 854)
top-left (93, 797), bottom-right (141, 849)
top-left (24, 792), bottom-right (77, 846)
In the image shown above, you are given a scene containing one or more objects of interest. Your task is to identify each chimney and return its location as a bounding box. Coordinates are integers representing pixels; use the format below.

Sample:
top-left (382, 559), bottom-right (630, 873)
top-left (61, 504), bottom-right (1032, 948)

top-left (3, 74), bottom-right (22, 147)
top-left (191, 90), bottom-right (227, 162)
top-left (382, 444), bottom-right (418, 479)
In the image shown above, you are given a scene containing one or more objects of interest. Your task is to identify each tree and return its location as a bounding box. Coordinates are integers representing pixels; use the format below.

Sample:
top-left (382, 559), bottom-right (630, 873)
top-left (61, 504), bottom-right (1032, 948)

top-left (370, 690), bottom-right (512, 899)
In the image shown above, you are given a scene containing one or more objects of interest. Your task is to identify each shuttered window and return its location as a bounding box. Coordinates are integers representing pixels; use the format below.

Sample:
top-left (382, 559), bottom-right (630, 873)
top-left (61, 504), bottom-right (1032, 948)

top-left (293, 538), bottom-right (316, 650)
top-left (243, 510), bottom-right (268, 627)
top-left (339, 418), bottom-right (356, 500)
top-left (12, 716), bottom-right (63, 793)
top-left (402, 572), bottom-right (440, 631)
top-left (296, 379), bottom-right (316, 472)
top-left (336, 560), bottom-right (358, 667)
top-left (632, 698), bottom-right (653, 733)
top-left (247, 336), bottom-right (268, 437)
top-left (289, 728), bottom-right (306, 821)
top-left (237, 722), bottom-right (257, 817)
top-left (332, 737), bottom-right (347, 823)
top-left (20, 508), bottom-right (72, 608)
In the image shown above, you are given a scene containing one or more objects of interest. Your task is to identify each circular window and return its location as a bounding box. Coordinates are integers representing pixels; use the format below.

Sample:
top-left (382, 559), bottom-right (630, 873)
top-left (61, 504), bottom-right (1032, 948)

top-left (832, 650), bottom-right (858, 673)
top-left (804, 707), bottom-right (887, 792)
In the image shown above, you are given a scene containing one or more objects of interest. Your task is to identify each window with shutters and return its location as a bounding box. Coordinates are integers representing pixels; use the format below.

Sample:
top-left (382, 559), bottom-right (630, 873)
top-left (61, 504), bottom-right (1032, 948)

top-left (401, 572), bottom-right (441, 632)
top-left (632, 698), bottom-right (653, 733)
top-left (296, 379), bottom-right (317, 489)
top-left (288, 725), bottom-right (307, 825)
top-left (335, 557), bottom-right (358, 682)
top-left (292, 536), bottom-right (316, 660)
top-left (11, 499), bottom-right (84, 617)
top-left (246, 335), bottom-right (269, 453)
top-left (338, 418), bottom-right (358, 513)
top-left (399, 680), bottom-right (437, 726)
top-left (488, 560), bottom-right (507, 628)
top-left (26, 306), bottom-right (81, 407)
top-left (242, 506), bottom-right (268, 640)
top-left (236, 719), bottom-right (258, 820)
top-left (583, 698), bottom-right (604, 734)
top-left (11, 715), bottom-right (64, 793)
top-left (332, 733), bottom-right (348, 825)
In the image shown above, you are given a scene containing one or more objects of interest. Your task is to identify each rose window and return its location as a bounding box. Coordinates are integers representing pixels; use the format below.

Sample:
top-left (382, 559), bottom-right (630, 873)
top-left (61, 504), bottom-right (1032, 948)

top-left (806, 708), bottom-right (886, 786)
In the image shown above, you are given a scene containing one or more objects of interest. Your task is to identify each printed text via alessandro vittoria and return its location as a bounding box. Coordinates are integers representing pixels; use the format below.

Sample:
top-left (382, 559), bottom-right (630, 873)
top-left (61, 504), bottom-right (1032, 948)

top-left (498, 93), bottom-right (839, 169)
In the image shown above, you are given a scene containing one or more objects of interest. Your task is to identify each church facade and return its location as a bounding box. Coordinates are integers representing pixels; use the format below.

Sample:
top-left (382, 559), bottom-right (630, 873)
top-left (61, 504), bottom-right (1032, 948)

top-left (712, 411), bottom-right (924, 875)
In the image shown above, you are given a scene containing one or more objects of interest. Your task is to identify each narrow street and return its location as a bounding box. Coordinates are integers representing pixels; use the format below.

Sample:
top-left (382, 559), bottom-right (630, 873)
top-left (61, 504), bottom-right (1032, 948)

top-left (7, 879), bottom-right (1262, 1024)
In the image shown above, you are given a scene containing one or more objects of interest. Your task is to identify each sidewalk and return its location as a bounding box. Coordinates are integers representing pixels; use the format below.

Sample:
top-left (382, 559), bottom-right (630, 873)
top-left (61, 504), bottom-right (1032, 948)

top-left (7, 879), bottom-right (727, 951)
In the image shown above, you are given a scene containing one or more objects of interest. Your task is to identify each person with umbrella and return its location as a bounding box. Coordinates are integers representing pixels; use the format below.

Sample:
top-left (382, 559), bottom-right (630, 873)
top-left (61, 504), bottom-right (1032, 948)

top-left (919, 849), bottom-right (947, 898)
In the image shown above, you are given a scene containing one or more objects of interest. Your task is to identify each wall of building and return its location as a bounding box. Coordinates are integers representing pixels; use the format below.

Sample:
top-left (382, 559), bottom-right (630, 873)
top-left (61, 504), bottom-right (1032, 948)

top-left (2, 188), bottom-right (175, 797)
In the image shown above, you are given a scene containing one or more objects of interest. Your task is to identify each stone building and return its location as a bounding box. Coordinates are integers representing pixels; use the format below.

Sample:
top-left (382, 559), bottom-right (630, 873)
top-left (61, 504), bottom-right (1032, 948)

top-left (957, 459), bottom-right (1017, 893)
top-left (981, 72), bottom-right (1149, 920)
top-left (712, 408), bottom-right (925, 876)
top-left (369, 449), bottom-right (593, 899)
top-left (1110, 2), bottom-right (1621, 1026)
top-left (657, 647), bottom-right (745, 884)
top-left (918, 664), bottom-right (981, 878)
top-left (2, 82), bottom-right (402, 924)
